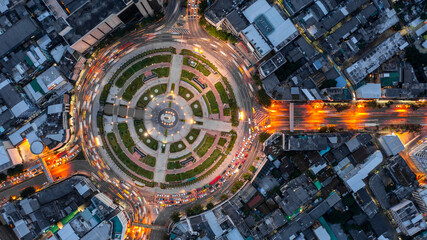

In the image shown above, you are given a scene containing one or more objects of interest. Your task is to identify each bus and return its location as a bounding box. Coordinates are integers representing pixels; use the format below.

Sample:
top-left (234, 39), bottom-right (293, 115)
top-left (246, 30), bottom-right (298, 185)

top-left (210, 175), bottom-right (221, 185)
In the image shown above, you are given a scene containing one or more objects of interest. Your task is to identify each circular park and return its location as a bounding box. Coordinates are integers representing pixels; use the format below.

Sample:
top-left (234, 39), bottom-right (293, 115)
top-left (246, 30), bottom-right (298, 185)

top-left (96, 45), bottom-right (240, 190)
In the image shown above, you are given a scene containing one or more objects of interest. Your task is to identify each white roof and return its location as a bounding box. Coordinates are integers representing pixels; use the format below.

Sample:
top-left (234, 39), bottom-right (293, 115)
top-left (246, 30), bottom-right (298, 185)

top-left (10, 100), bottom-right (30, 118)
top-left (243, 0), bottom-right (298, 50)
top-left (75, 182), bottom-right (90, 196)
top-left (7, 148), bottom-right (22, 165)
top-left (57, 224), bottom-right (79, 240)
top-left (226, 228), bottom-right (245, 240)
top-left (48, 104), bottom-right (63, 114)
top-left (416, 24), bottom-right (427, 36)
top-left (8, 123), bottom-right (32, 145)
top-left (205, 211), bottom-right (223, 237)
top-left (313, 226), bottom-right (331, 240)
top-left (243, 25), bottom-right (271, 56)
top-left (410, 17), bottom-right (423, 27)
top-left (379, 135), bottom-right (404, 156)
top-left (13, 219), bottom-right (30, 238)
top-left (311, 162), bottom-right (327, 175)
top-left (0, 144), bottom-right (10, 166)
top-left (356, 83), bottom-right (381, 99)
top-left (243, 0), bottom-right (271, 22)
top-left (343, 150), bottom-right (383, 192)
top-left (265, 13), bottom-right (298, 49)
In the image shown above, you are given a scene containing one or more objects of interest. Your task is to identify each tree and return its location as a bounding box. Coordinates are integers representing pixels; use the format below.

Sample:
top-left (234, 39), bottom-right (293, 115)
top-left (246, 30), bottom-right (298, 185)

top-left (7, 164), bottom-right (24, 176)
top-left (259, 132), bottom-right (271, 143)
top-left (249, 166), bottom-right (256, 172)
top-left (171, 212), bottom-right (181, 222)
top-left (231, 180), bottom-right (244, 193)
top-left (220, 194), bottom-right (228, 201)
top-left (20, 186), bottom-right (35, 198)
top-left (421, 12), bottom-right (427, 20)
top-left (206, 202), bottom-right (214, 209)
top-left (256, 89), bottom-right (271, 107)
top-left (319, 79), bottom-right (337, 89)
top-left (243, 173), bottom-right (251, 180)
top-left (0, 173), bottom-right (7, 182)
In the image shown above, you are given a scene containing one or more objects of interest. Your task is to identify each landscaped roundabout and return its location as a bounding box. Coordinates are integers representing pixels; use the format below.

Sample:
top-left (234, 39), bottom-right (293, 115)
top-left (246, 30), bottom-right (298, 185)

top-left (96, 45), bottom-right (240, 190)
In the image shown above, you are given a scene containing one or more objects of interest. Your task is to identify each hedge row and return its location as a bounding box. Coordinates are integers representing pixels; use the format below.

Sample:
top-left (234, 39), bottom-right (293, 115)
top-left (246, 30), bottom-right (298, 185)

top-left (117, 123), bottom-right (135, 153)
top-left (122, 74), bottom-right (144, 101)
top-left (180, 49), bottom-right (218, 72)
top-left (115, 55), bottom-right (171, 88)
top-left (190, 100), bottom-right (203, 117)
top-left (195, 135), bottom-right (215, 157)
top-left (101, 135), bottom-right (155, 187)
top-left (214, 82), bottom-right (229, 104)
top-left (165, 149), bottom-right (221, 182)
top-left (186, 128), bottom-right (201, 144)
top-left (205, 91), bottom-right (219, 114)
top-left (106, 133), bottom-right (153, 180)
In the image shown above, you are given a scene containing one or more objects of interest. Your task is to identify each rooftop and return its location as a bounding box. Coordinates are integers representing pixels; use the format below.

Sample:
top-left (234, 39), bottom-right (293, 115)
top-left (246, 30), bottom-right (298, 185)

top-left (62, 0), bottom-right (127, 44)
top-left (0, 17), bottom-right (38, 57)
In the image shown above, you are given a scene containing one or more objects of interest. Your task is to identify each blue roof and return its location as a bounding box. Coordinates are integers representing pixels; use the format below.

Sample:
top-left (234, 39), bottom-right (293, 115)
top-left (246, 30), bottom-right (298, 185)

top-left (335, 76), bottom-right (347, 88)
top-left (111, 216), bottom-right (123, 233)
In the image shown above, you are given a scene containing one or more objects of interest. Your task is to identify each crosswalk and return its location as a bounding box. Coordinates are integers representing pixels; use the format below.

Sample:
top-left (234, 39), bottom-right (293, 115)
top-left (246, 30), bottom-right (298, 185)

top-left (167, 28), bottom-right (190, 34)
top-left (252, 105), bottom-right (269, 125)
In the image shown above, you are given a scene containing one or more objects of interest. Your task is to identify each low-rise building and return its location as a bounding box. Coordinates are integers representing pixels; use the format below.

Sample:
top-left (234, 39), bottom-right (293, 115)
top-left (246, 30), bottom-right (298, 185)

top-left (389, 200), bottom-right (426, 236)
top-left (378, 135), bottom-right (405, 157)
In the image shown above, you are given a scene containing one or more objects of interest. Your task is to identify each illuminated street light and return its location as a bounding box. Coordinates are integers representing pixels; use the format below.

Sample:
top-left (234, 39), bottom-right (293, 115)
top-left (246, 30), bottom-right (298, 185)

top-left (239, 111), bottom-right (244, 121)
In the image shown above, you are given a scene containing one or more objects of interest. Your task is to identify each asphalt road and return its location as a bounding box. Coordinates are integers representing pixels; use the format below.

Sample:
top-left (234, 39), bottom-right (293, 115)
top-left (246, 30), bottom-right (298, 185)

top-left (269, 101), bottom-right (427, 131)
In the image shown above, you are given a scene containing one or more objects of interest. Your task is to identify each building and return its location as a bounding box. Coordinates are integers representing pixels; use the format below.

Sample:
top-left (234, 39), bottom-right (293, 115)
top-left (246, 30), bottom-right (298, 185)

top-left (338, 150), bottom-right (383, 192)
top-left (378, 135), bottom-right (404, 157)
top-left (237, 0), bottom-right (299, 59)
top-left (355, 83), bottom-right (381, 99)
top-left (49, 0), bottom-right (162, 53)
top-left (204, 0), bottom-right (245, 28)
top-left (0, 77), bottom-right (34, 134)
top-left (0, 141), bottom-right (22, 173)
top-left (0, 176), bottom-right (129, 240)
top-left (389, 200), bottom-right (426, 236)
top-left (409, 141), bottom-right (427, 173)
top-left (412, 188), bottom-right (427, 215)
top-left (345, 33), bottom-right (408, 85)
top-left (23, 66), bottom-right (68, 103)
top-left (0, 16), bottom-right (39, 58)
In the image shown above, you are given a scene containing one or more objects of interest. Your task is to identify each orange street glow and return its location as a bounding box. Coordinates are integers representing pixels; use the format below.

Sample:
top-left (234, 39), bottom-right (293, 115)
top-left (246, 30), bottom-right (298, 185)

top-left (95, 137), bottom-right (101, 146)
top-left (239, 111), bottom-right (244, 120)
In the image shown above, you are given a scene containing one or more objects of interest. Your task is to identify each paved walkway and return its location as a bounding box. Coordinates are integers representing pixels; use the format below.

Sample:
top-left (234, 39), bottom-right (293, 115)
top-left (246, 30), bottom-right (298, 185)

top-left (154, 144), bottom-right (170, 182)
top-left (168, 54), bottom-right (183, 93)
top-left (193, 117), bottom-right (232, 132)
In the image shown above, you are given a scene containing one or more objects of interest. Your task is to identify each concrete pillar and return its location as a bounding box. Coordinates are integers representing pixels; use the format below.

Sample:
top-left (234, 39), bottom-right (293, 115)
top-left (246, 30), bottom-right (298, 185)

top-left (136, 1), bottom-right (149, 18)
top-left (140, 0), bottom-right (154, 16)
top-left (39, 158), bottom-right (54, 183)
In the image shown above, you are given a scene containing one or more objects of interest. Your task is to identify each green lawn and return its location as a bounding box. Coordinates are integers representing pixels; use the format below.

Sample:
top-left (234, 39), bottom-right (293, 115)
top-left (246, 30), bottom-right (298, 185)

top-left (214, 82), bottom-right (229, 104)
top-left (195, 135), bottom-right (215, 157)
top-left (152, 67), bottom-right (170, 78)
top-left (218, 138), bottom-right (227, 146)
top-left (191, 101), bottom-right (203, 117)
top-left (140, 155), bottom-right (156, 167)
top-left (136, 84), bottom-right (167, 108)
top-left (170, 141), bottom-right (186, 153)
top-left (165, 149), bottom-right (221, 182)
top-left (115, 55), bottom-right (171, 88)
top-left (178, 86), bottom-right (194, 100)
top-left (181, 78), bottom-right (202, 93)
top-left (181, 69), bottom-right (196, 80)
top-left (117, 123), bottom-right (135, 153)
top-left (186, 128), bottom-right (201, 144)
top-left (196, 63), bottom-right (211, 76)
top-left (167, 161), bottom-right (182, 169)
top-left (122, 74), bottom-right (144, 101)
top-left (100, 83), bottom-right (112, 103)
top-left (205, 91), bottom-right (219, 114)
top-left (134, 120), bottom-right (158, 150)
top-left (223, 108), bottom-right (230, 116)
top-left (180, 49), bottom-right (218, 72)
top-left (168, 152), bottom-right (192, 161)
top-left (107, 133), bottom-right (153, 180)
